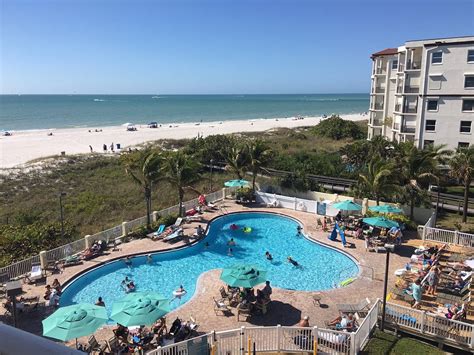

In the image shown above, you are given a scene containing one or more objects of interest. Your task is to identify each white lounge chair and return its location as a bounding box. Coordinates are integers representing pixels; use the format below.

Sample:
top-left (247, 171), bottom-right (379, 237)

top-left (213, 297), bottom-right (230, 315)
top-left (25, 263), bottom-right (46, 284)
top-left (163, 228), bottom-right (184, 242)
top-left (173, 217), bottom-right (183, 227)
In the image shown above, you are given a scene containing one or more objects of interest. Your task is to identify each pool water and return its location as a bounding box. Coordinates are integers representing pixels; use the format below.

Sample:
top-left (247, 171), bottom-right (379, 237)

top-left (61, 212), bottom-right (358, 315)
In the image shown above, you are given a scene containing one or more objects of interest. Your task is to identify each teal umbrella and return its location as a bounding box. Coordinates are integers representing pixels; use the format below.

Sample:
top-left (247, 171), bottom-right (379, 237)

top-left (369, 205), bottom-right (403, 214)
top-left (224, 179), bottom-right (249, 187)
top-left (110, 292), bottom-right (170, 327)
top-left (220, 264), bottom-right (267, 288)
top-left (332, 200), bottom-right (362, 211)
top-left (363, 216), bottom-right (399, 229)
top-left (42, 303), bottom-right (108, 342)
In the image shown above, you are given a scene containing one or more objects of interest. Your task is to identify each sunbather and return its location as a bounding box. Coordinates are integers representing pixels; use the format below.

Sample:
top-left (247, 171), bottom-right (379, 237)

top-left (327, 313), bottom-right (356, 331)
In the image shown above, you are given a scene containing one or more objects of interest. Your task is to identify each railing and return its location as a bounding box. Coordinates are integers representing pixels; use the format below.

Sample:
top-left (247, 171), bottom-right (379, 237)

top-left (406, 60), bottom-right (421, 70)
top-left (373, 103), bottom-right (384, 110)
top-left (149, 300), bottom-right (383, 355)
top-left (401, 125), bottom-right (416, 133)
top-left (404, 86), bottom-right (420, 94)
top-left (382, 302), bottom-right (474, 350)
top-left (0, 190), bottom-right (227, 281)
top-left (373, 87), bottom-right (385, 93)
top-left (422, 226), bottom-right (474, 248)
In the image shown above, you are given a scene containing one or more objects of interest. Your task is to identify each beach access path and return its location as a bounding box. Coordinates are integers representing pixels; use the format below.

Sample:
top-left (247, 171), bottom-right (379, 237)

top-left (0, 114), bottom-right (365, 168)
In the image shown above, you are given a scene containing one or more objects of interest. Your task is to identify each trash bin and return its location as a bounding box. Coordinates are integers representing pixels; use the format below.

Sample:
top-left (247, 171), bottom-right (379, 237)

top-left (116, 143), bottom-right (121, 150)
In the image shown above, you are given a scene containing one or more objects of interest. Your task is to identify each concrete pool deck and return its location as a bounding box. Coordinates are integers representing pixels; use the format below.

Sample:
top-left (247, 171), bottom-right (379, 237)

top-left (1, 200), bottom-right (418, 347)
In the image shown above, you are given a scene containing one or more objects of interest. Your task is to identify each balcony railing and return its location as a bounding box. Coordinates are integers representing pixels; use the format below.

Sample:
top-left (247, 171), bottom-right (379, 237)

top-left (371, 119), bottom-right (384, 126)
top-left (374, 68), bottom-right (386, 75)
top-left (372, 103), bottom-right (384, 110)
top-left (393, 123), bottom-right (400, 130)
top-left (372, 87), bottom-right (385, 93)
top-left (395, 104), bottom-right (402, 112)
top-left (406, 60), bottom-right (421, 70)
top-left (401, 125), bottom-right (416, 133)
top-left (398, 63), bottom-right (405, 72)
top-left (404, 105), bottom-right (418, 114)
top-left (404, 86), bottom-right (420, 93)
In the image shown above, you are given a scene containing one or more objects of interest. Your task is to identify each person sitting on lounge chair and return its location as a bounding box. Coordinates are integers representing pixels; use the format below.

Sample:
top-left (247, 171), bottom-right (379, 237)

top-left (44, 285), bottom-right (52, 300)
top-left (113, 324), bottom-right (129, 343)
top-left (52, 279), bottom-right (62, 294)
top-left (47, 289), bottom-right (60, 307)
top-left (327, 313), bottom-right (356, 331)
top-left (152, 317), bottom-right (167, 336)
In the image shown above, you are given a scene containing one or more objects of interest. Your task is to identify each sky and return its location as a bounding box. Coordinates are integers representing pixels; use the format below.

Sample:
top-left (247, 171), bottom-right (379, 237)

top-left (1, 0), bottom-right (473, 94)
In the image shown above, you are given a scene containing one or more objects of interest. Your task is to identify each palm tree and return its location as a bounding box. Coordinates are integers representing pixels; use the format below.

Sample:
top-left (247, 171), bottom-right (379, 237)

top-left (161, 150), bottom-right (201, 217)
top-left (221, 139), bottom-right (249, 180)
top-left (247, 139), bottom-right (272, 192)
top-left (121, 149), bottom-right (162, 227)
top-left (397, 143), bottom-right (440, 220)
top-left (357, 157), bottom-right (397, 205)
top-left (449, 145), bottom-right (474, 223)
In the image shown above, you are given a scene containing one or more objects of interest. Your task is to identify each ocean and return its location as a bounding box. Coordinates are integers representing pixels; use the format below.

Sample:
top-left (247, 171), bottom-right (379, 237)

top-left (0, 94), bottom-right (369, 131)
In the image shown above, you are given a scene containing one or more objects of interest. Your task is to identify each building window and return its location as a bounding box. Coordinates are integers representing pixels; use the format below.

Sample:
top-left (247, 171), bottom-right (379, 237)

top-left (392, 59), bottom-right (398, 70)
top-left (460, 121), bottom-right (472, 133)
top-left (427, 100), bottom-right (438, 111)
top-left (465, 75), bottom-right (474, 88)
top-left (425, 120), bottom-right (436, 131)
top-left (462, 99), bottom-right (474, 112)
top-left (468, 49), bottom-right (474, 63)
top-left (458, 142), bottom-right (470, 149)
top-left (432, 52), bottom-right (443, 64)
top-left (429, 75), bottom-right (442, 90)
top-left (424, 140), bottom-right (434, 148)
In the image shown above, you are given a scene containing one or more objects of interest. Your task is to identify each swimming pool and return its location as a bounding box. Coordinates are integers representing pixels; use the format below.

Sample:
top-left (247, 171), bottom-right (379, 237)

top-left (61, 212), bottom-right (358, 315)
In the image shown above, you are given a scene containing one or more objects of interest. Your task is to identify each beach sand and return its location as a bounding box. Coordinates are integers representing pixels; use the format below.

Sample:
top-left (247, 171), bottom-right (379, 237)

top-left (0, 114), bottom-right (366, 168)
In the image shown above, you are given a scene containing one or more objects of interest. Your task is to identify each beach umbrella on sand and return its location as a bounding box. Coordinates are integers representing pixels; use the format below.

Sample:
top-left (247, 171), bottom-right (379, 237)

top-left (121, 122), bottom-right (133, 127)
top-left (369, 205), bottom-right (403, 214)
top-left (362, 216), bottom-right (399, 229)
top-left (224, 179), bottom-right (250, 188)
top-left (332, 200), bottom-right (362, 211)
top-left (42, 304), bottom-right (107, 344)
top-left (220, 264), bottom-right (267, 288)
top-left (110, 292), bottom-right (170, 327)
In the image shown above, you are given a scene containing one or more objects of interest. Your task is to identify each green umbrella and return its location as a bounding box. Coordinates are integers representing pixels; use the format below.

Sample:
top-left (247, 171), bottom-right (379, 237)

top-left (332, 200), bottom-right (362, 211)
top-left (110, 292), bottom-right (170, 327)
top-left (224, 179), bottom-right (249, 187)
top-left (42, 303), bottom-right (108, 342)
top-left (369, 205), bottom-right (403, 214)
top-left (220, 264), bottom-right (267, 288)
top-left (363, 216), bottom-right (399, 229)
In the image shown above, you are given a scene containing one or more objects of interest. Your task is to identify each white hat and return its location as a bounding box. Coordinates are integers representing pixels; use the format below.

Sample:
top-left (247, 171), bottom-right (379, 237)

top-left (303, 316), bottom-right (309, 320)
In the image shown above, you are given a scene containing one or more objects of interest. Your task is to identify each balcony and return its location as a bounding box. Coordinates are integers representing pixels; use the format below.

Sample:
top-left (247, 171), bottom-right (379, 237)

top-left (372, 87), bottom-right (385, 94)
top-left (404, 86), bottom-right (420, 94)
top-left (406, 60), bottom-right (421, 70)
top-left (393, 123), bottom-right (400, 131)
top-left (374, 68), bottom-right (387, 75)
top-left (403, 105), bottom-right (418, 114)
top-left (370, 119), bottom-right (384, 126)
top-left (401, 125), bottom-right (416, 133)
top-left (372, 103), bottom-right (384, 110)
top-left (397, 63), bottom-right (405, 72)
top-left (395, 104), bottom-right (402, 112)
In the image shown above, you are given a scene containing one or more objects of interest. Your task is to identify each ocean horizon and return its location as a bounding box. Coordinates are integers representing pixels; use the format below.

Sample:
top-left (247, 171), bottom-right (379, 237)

top-left (0, 94), bottom-right (369, 131)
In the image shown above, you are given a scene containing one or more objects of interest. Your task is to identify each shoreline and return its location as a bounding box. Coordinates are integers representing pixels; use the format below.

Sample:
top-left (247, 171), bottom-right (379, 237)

top-left (0, 113), bottom-right (367, 169)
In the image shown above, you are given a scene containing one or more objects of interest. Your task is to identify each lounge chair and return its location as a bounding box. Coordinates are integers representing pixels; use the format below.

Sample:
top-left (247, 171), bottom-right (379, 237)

top-left (25, 263), bottom-right (46, 285)
top-left (213, 297), bottom-right (230, 315)
top-left (61, 254), bottom-right (83, 267)
top-left (163, 228), bottom-right (184, 243)
top-left (174, 217), bottom-right (183, 227)
top-left (237, 303), bottom-right (252, 321)
top-left (152, 224), bottom-right (166, 237)
top-left (107, 336), bottom-right (121, 353)
top-left (337, 297), bottom-right (371, 314)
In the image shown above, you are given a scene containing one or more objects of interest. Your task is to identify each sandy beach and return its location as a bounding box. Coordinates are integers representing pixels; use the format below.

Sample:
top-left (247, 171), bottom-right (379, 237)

top-left (0, 114), bottom-right (366, 168)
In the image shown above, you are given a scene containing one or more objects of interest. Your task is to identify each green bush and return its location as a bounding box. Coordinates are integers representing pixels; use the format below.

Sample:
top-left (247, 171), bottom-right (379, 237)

top-left (312, 115), bottom-right (365, 140)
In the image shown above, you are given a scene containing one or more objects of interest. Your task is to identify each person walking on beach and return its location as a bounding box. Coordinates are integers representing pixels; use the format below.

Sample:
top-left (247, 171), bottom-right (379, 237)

top-left (103, 144), bottom-right (107, 152)
top-left (110, 143), bottom-right (114, 152)
top-left (89, 145), bottom-right (93, 152)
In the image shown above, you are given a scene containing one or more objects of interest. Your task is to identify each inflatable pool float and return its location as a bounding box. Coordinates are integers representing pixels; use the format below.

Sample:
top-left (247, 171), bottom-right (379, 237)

top-left (173, 290), bottom-right (187, 297)
top-left (242, 227), bottom-right (252, 233)
top-left (230, 224), bottom-right (239, 230)
top-left (339, 277), bottom-right (355, 287)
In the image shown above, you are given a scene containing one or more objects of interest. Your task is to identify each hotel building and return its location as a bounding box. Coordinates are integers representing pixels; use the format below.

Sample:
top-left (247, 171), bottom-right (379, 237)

top-left (368, 36), bottom-right (474, 149)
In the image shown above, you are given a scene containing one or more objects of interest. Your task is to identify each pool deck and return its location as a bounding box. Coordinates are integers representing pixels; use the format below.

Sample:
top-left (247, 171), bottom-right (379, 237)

top-left (2, 200), bottom-right (419, 347)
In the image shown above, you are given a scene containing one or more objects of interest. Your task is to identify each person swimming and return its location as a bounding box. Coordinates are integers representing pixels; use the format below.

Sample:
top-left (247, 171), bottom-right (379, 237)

top-left (204, 242), bottom-right (209, 249)
top-left (172, 285), bottom-right (187, 300)
top-left (146, 254), bottom-right (152, 264)
top-left (227, 238), bottom-right (236, 246)
top-left (126, 281), bottom-right (136, 293)
top-left (287, 256), bottom-right (299, 267)
top-left (230, 223), bottom-right (239, 230)
top-left (297, 226), bottom-right (303, 235)
top-left (265, 251), bottom-right (273, 261)
top-left (123, 256), bottom-right (132, 267)
top-left (228, 248), bottom-right (233, 256)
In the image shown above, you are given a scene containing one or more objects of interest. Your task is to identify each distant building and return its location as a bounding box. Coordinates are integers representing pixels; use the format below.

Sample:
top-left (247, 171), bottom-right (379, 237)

top-left (368, 36), bottom-right (474, 150)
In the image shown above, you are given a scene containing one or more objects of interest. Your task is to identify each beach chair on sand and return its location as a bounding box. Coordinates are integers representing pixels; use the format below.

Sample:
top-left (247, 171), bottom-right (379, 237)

top-left (163, 228), bottom-right (184, 243)
top-left (337, 297), bottom-right (371, 314)
top-left (152, 224), bottom-right (166, 237)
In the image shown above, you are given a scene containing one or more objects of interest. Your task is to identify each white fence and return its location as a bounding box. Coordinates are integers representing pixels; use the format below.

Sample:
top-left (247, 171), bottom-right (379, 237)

top-left (0, 189), bottom-right (228, 281)
top-left (149, 300), bottom-right (382, 355)
top-left (255, 191), bottom-right (339, 216)
top-left (382, 301), bottom-right (474, 349)
top-left (419, 213), bottom-right (474, 248)
top-left (148, 299), bottom-right (474, 355)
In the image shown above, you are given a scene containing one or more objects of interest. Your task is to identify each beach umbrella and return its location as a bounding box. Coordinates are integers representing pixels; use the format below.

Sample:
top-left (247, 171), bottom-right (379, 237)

top-left (42, 304), bottom-right (108, 342)
top-left (362, 216), bottom-right (399, 229)
top-left (220, 264), bottom-right (267, 288)
top-left (332, 200), bottom-right (362, 211)
top-left (122, 122), bottom-right (133, 127)
top-left (369, 205), bottom-right (403, 214)
top-left (110, 292), bottom-right (170, 327)
top-left (224, 179), bottom-right (250, 188)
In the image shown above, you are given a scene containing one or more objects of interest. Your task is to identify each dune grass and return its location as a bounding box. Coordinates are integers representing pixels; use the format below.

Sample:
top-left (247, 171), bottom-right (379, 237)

top-left (362, 330), bottom-right (444, 355)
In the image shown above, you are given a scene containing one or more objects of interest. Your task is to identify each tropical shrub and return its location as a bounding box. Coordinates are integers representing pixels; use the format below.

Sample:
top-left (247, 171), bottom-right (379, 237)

top-left (312, 115), bottom-right (365, 140)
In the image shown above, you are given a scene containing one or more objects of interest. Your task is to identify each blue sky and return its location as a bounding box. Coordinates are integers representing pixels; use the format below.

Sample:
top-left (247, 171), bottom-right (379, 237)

top-left (1, 0), bottom-right (473, 94)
